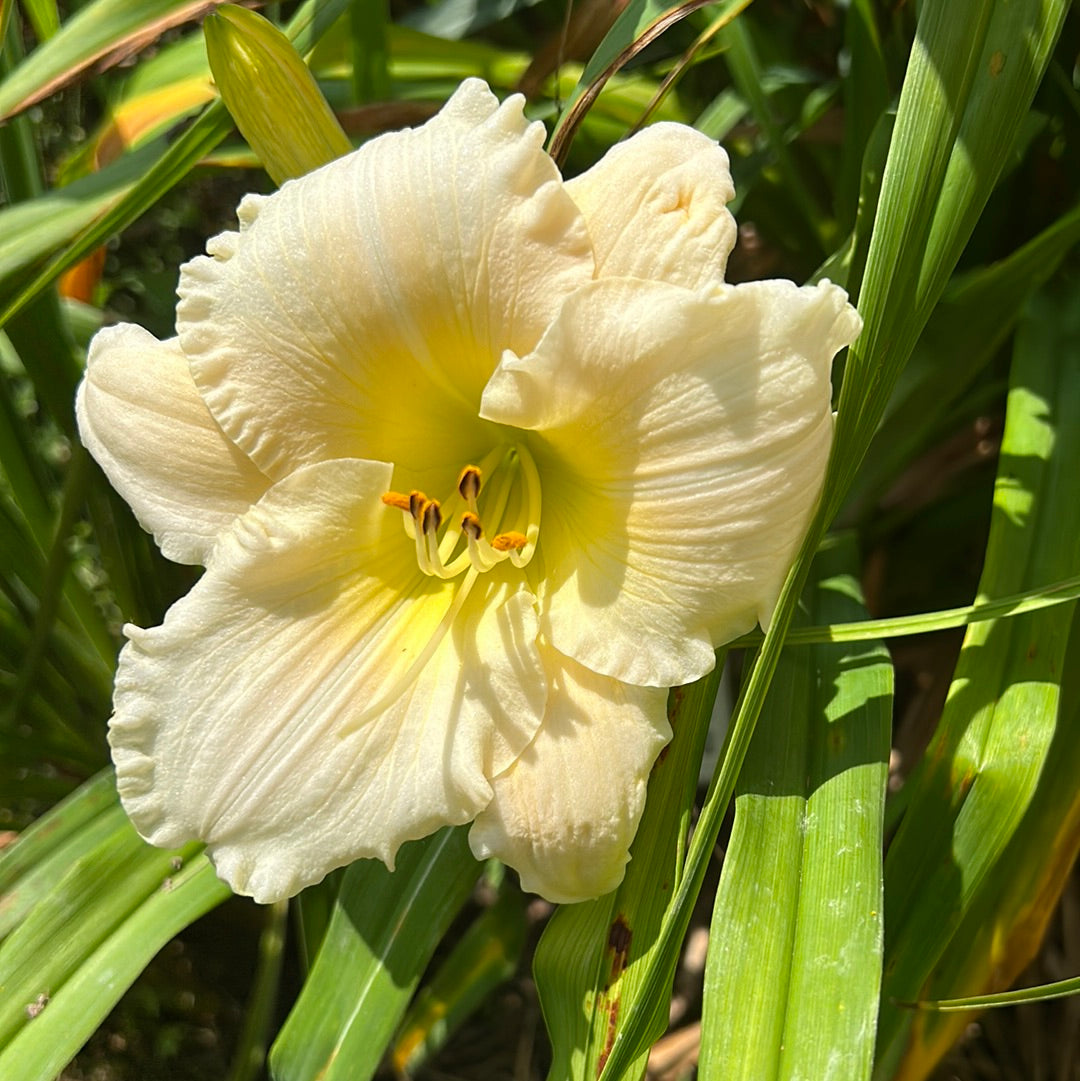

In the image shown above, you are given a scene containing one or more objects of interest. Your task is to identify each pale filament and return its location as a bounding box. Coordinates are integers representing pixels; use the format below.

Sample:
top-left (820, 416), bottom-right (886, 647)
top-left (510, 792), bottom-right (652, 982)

top-left (380, 443), bottom-right (541, 578)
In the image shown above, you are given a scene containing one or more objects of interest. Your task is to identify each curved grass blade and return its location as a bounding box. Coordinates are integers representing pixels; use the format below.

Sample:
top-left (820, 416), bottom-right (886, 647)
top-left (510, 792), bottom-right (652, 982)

top-left (0, 772), bottom-right (228, 1081)
top-left (18, 0), bottom-right (60, 43)
top-left (836, 0), bottom-right (889, 230)
top-left (0, 340), bottom-right (69, 548)
top-left (715, 14), bottom-right (831, 258)
top-left (699, 535), bottom-right (891, 1081)
top-left (849, 200), bottom-right (1080, 518)
top-left (628, 7), bottom-right (738, 135)
top-left (0, 142), bottom-right (164, 307)
top-left (0, 490), bottom-right (115, 718)
top-left (0, 336), bottom-right (114, 684)
top-left (729, 572), bottom-right (1080, 649)
top-left (913, 972), bottom-right (1080, 1013)
top-left (0, 813), bottom-right (199, 1049)
top-left (349, 0), bottom-right (390, 102)
top-left (3, 452), bottom-right (108, 736)
top-left (826, 0), bottom-right (1070, 518)
top-left (547, 0), bottom-right (752, 167)
top-left (0, 854), bottom-right (229, 1081)
top-left (0, 770), bottom-right (117, 929)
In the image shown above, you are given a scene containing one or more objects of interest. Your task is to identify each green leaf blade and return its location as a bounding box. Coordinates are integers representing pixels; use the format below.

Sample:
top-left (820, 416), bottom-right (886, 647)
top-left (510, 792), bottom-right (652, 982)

top-left (269, 828), bottom-right (479, 1081)
top-left (700, 537), bottom-right (891, 1081)
top-left (829, 0), bottom-right (1069, 520)
top-left (0, 855), bottom-right (229, 1081)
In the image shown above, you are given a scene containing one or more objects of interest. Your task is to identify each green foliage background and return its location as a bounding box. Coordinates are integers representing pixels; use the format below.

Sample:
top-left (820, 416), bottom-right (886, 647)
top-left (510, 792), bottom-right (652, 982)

top-left (1, 0), bottom-right (1078, 1078)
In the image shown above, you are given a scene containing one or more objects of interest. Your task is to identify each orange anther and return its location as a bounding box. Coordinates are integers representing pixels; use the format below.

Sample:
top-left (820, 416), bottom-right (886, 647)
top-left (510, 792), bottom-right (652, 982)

top-left (491, 531), bottom-right (527, 552)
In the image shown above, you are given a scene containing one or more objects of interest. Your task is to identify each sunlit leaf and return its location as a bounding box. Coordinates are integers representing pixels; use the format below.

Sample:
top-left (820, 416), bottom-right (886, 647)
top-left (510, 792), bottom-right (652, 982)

top-left (392, 881), bottom-right (527, 1075)
top-left (700, 536), bottom-right (890, 1081)
top-left (269, 828), bottom-right (479, 1081)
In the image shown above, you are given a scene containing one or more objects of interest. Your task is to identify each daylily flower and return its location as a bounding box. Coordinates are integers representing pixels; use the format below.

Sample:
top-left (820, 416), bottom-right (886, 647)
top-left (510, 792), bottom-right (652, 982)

top-left (77, 79), bottom-right (861, 904)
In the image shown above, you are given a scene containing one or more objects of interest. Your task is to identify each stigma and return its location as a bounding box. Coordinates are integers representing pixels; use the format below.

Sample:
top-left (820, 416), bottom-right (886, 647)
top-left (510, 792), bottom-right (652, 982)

top-left (381, 444), bottom-right (541, 579)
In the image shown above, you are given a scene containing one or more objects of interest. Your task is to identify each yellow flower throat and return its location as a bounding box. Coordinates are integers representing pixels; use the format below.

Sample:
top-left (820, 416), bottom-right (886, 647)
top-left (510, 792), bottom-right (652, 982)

top-left (381, 443), bottom-right (541, 578)
top-left (337, 445), bottom-right (543, 734)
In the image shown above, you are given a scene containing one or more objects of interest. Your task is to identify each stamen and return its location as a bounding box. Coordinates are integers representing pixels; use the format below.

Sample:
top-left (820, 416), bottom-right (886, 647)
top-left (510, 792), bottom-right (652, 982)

top-left (380, 444), bottom-right (541, 577)
top-left (421, 499), bottom-right (445, 576)
top-left (461, 513), bottom-right (482, 540)
top-left (408, 499), bottom-right (472, 579)
top-left (421, 500), bottom-right (443, 533)
top-left (382, 489), bottom-right (425, 540)
top-left (413, 499), bottom-right (436, 575)
top-left (509, 444), bottom-right (542, 568)
top-left (461, 512), bottom-right (498, 572)
top-left (432, 465), bottom-right (485, 571)
top-left (457, 466), bottom-right (482, 505)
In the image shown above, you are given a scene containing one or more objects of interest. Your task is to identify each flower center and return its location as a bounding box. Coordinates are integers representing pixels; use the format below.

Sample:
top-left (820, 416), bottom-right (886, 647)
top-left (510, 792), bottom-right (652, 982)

top-left (380, 443), bottom-right (541, 579)
top-left (337, 445), bottom-right (542, 737)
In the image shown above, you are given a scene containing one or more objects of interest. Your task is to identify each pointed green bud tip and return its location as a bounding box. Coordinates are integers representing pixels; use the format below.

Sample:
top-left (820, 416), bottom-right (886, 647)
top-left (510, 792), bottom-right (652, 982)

top-left (204, 5), bottom-right (353, 185)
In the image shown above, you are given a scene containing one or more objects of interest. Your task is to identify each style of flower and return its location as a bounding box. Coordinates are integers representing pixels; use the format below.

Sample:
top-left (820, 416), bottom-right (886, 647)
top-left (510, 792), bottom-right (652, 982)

top-left (76, 79), bottom-right (861, 905)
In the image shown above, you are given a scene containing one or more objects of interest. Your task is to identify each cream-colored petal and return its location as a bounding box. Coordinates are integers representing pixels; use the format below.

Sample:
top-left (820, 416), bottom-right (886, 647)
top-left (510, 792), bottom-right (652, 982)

top-left (564, 123), bottom-right (736, 289)
top-left (482, 277), bottom-right (861, 688)
top-left (110, 457), bottom-right (544, 903)
top-left (176, 78), bottom-right (593, 490)
top-left (469, 644), bottom-right (669, 904)
top-left (75, 324), bottom-right (270, 565)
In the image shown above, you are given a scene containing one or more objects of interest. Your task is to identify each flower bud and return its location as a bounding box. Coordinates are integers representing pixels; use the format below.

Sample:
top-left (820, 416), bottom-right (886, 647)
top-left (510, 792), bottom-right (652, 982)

top-left (204, 4), bottom-right (352, 184)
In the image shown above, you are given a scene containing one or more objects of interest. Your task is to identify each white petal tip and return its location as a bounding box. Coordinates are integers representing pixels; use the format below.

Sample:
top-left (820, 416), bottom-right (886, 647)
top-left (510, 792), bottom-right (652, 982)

top-left (468, 822), bottom-right (629, 905)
